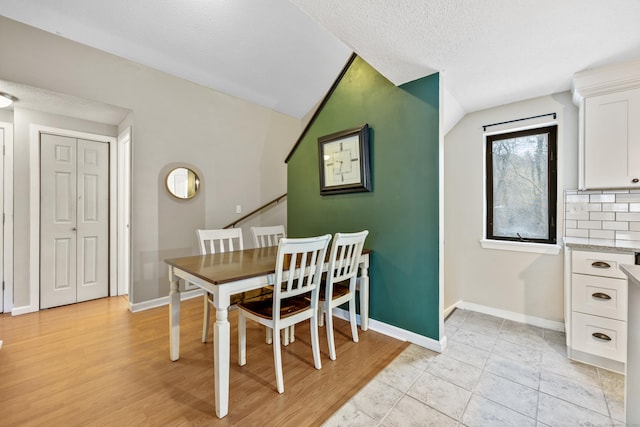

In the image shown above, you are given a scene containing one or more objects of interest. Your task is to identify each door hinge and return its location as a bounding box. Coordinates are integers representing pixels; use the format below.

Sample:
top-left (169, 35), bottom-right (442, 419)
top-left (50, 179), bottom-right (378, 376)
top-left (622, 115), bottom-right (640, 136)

top-left (2, 281), bottom-right (4, 291)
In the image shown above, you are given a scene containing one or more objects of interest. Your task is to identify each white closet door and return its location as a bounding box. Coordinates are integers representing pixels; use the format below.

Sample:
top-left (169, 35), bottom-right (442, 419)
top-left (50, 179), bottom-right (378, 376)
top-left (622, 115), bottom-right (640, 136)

top-left (40, 134), bottom-right (109, 309)
top-left (41, 134), bottom-right (78, 309)
top-left (76, 139), bottom-right (109, 303)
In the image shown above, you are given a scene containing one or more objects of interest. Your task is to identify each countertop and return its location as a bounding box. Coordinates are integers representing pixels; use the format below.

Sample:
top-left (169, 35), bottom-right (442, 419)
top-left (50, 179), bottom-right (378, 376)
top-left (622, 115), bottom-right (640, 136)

top-left (564, 236), bottom-right (640, 253)
top-left (620, 264), bottom-right (640, 288)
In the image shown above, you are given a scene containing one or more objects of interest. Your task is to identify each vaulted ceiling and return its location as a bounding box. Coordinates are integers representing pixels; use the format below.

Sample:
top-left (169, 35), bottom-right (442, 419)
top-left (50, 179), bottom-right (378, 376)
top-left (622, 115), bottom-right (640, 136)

top-left (1, 0), bottom-right (640, 131)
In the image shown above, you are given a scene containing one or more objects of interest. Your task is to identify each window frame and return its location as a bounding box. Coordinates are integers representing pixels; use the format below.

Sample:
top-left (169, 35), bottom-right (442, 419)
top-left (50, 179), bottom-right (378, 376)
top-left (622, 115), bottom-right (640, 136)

top-left (485, 124), bottom-right (558, 245)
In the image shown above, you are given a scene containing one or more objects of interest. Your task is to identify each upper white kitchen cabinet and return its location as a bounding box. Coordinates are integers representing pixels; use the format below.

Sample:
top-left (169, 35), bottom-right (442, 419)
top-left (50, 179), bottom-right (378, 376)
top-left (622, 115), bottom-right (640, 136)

top-left (573, 59), bottom-right (640, 190)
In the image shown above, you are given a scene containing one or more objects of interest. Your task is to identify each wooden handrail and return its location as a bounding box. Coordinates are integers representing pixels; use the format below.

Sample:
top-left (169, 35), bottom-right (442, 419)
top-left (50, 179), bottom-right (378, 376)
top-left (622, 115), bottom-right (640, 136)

top-left (223, 193), bottom-right (287, 229)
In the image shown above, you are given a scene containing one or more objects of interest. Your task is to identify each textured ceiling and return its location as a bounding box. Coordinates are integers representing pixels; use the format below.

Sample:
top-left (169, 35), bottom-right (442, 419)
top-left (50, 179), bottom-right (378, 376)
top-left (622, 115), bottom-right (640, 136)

top-left (1, 0), bottom-right (640, 130)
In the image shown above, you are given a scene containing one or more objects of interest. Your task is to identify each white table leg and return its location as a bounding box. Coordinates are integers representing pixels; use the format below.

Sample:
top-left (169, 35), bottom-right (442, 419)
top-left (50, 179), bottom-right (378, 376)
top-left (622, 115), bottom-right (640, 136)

top-left (359, 258), bottom-right (369, 331)
top-left (169, 267), bottom-right (181, 361)
top-left (213, 292), bottom-right (231, 418)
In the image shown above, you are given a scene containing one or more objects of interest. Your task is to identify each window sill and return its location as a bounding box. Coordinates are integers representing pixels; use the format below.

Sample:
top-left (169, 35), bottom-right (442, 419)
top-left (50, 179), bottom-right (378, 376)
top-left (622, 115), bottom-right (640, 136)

top-left (480, 239), bottom-right (561, 255)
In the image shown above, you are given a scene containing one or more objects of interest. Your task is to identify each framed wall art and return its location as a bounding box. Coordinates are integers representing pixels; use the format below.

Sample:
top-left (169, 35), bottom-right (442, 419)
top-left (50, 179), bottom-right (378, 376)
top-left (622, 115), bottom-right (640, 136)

top-left (318, 124), bottom-right (371, 195)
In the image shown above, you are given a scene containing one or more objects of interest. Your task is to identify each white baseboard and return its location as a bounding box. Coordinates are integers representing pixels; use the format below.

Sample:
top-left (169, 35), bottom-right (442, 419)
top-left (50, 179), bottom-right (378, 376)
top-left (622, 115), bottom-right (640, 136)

top-left (444, 300), bottom-right (462, 319)
top-left (129, 289), bottom-right (204, 313)
top-left (332, 307), bottom-right (446, 353)
top-left (457, 301), bottom-right (565, 332)
top-left (11, 304), bottom-right (38, 316)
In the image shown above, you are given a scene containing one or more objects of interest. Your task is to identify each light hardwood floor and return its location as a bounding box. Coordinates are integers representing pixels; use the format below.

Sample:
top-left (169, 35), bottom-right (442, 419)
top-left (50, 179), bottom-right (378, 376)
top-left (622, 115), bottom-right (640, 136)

top-left (0, 296), bottom-right (407, 426)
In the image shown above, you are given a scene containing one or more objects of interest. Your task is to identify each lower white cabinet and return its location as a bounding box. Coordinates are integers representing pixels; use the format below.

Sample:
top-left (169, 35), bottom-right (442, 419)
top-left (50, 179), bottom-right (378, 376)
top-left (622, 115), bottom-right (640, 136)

top-left (565, 248), bottom-right (633, 372)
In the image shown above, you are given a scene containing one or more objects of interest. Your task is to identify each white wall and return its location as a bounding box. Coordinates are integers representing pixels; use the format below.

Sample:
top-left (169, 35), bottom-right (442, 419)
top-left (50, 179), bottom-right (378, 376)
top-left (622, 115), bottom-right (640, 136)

top-left (0, 16), bottom-right (301, 306)
top-left (444, 92), bottom-right (578, 323)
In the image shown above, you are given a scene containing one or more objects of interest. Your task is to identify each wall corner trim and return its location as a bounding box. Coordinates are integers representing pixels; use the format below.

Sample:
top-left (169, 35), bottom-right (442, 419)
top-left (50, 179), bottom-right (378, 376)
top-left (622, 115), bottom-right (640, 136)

top-left (284, 52), bottom-right (357, 163)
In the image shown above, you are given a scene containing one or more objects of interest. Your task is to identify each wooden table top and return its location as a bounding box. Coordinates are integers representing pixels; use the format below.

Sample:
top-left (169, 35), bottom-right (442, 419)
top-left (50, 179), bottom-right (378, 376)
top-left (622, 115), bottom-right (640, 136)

top-left (165, 247), bottom-right (372, 286)
top-left (165, 246), bottom-right (279, 285)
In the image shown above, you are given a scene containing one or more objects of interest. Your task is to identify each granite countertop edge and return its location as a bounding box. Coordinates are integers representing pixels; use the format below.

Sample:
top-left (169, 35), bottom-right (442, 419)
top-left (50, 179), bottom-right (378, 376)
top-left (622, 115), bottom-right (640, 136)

top-left (564, 237), bottom-right (640, 253)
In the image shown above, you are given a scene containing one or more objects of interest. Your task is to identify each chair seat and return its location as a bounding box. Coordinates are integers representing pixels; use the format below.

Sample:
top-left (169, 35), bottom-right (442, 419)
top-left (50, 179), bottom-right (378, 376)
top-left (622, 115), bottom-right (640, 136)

top-left (238, 294), bottom-right (312, 320)
top-left (318, 280), bottom-right (350, 302)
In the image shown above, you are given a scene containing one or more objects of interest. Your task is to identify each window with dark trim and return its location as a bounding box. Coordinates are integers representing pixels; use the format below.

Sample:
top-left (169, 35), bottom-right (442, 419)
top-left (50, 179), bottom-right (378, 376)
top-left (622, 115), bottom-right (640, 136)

top-left (486, 125), bottom-right (557, 244)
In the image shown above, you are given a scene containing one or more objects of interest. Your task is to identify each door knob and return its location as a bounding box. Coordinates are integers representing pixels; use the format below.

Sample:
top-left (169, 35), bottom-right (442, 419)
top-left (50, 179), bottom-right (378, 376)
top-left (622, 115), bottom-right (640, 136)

top-left (72, 228), bottom-right (77, 231)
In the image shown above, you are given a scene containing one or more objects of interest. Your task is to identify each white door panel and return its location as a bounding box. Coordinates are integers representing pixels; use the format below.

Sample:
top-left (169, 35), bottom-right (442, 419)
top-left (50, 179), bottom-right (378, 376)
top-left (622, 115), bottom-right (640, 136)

top-left (76, 139), bottom-right (108, 302)
top-left (41, 134), bottom-right (77, 308)
top-left (40, 134), bottom-right (108, 309)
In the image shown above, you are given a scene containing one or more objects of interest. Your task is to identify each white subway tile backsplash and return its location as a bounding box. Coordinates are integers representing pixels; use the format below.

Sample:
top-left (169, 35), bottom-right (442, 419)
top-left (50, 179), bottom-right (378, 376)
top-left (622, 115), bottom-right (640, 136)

top-left (616, 212), bottom-right (640, 221)
top-left (567, 194), bottom-right (590, 203)
top-left (616, 230), bottom-right (640, 241)
top-left (577, 220), bottom-right (602, 229)
top-left (565, 211), bottom-right (590, 220)
top-left (590, 194), bottom-right (615, 203)
top-left (565, 190), bottom-right (640, 246)
top-left (590, 211), bottom-right (615, 221)
top-left (602, 203), bottom-right (629, 212)
top-left (565, 202), bottom-right (588, 213)
top-left (590, 229), bottom-right (615, 239)
top-left (603, 221), bottom-right (629, 231)
top-left (616, 193), bottom-right (640, 203)
top-left (565, 228), bottom-right (589, 238)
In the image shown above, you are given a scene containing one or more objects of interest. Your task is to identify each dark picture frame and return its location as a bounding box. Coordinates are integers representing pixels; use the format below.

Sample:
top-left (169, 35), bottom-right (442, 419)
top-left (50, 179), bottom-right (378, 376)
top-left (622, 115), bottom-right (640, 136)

top-left (318, 124), bottom-right (371, 195)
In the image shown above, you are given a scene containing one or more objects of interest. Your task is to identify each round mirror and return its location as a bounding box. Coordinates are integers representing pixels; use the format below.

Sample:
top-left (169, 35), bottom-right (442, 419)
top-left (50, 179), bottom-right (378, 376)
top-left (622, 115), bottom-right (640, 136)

top-left (166, 167), bottom-right (200, 199)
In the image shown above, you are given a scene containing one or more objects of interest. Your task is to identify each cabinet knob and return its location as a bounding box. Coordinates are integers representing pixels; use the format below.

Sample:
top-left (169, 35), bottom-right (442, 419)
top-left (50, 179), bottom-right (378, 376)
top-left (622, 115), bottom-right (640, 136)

top-left (592, 332), bottom-right (612, 341)
top-left (591, 261), bottom-right (611, 269)
top-left (633, 178), bottom-right (639, 183)
top-left (592, 292), bottom-right (611, 300)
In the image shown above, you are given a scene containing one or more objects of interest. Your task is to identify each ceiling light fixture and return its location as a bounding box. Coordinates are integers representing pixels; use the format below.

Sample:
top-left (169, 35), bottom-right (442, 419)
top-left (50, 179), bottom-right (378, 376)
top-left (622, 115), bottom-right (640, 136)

top-left (0, 91), bottom-right (19, 108)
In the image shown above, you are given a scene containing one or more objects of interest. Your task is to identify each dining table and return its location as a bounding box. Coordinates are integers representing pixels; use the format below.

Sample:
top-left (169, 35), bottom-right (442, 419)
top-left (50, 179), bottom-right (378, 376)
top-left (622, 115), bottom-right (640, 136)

top-left (164, 245), bottom-right (371, 418)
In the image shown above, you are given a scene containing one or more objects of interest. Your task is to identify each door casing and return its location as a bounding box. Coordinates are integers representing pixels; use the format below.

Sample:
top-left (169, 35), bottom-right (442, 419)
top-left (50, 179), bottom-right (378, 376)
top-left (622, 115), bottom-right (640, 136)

top-left (0, 121), bottom-right (13, 314)
top-left (15, 124), bottom-right (125, 315)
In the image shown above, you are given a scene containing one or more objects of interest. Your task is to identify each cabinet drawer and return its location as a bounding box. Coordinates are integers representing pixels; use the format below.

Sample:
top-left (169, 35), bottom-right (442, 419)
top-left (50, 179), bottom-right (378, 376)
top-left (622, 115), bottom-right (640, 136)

top-left (572, 274), bottom-right (627, 321)
top-left (571, 250), bottom-right (634, 279)
top-left (571, 312), bottom-right (626, 362)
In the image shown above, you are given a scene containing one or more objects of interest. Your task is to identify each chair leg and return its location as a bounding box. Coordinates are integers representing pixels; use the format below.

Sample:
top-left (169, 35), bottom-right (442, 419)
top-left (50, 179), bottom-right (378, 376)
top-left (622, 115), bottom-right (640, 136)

top-left (289, 325), bottom-right (295, 343)
top-left (273, 326), bottom-right (284, 393)
top-left (349, 297), bottom-right (359, 343)
top-left (283, 327), bottom-right (289, 346)
top-left (202, 294), bottom-right (211, 343)
top-left (326, 303), bottom-right (337, 361)
top-left (318, 305), bottom-right (325, 327)
top-left (311, 311), bottom-right (322, 370)
top-left (238, 311), bottom-right (247, 366)
top-left (265, 327), bottom-right (272, 345)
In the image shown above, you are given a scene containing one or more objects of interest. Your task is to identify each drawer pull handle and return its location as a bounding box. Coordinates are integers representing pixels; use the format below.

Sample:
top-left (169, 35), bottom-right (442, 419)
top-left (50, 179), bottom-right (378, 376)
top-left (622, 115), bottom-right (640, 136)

top-left (592, 292), bottom-right (612, 300)
top-left (591, 261), bottom-right (611, 269)
top-left (592, 332), bottom-right (612, 341)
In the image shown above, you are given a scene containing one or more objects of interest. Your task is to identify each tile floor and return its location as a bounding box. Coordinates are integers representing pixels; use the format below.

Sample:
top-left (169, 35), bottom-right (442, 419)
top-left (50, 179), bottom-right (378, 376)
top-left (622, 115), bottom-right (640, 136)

top-left (323, 309), bottom-right (626, 427)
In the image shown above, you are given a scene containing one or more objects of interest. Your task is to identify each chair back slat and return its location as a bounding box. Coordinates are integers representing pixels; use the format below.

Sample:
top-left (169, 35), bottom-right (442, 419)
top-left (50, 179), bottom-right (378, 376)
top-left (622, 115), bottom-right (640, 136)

top-left (251, 225), bottom-right (286, 248)
top-left (328, 231), bottom-right (369, 284)
top-left (196, 228), bottom-right (244, 255)
top-left (273, 235), bottom-right (331, 318)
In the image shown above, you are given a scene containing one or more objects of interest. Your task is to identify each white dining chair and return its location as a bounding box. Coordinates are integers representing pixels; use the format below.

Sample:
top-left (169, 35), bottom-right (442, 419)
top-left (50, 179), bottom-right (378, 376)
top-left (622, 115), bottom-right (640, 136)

top-left (320, 230), bottom-right (369, 360)
top-left (251, 225), bottom-right (293, 344)
top-left (196, 228), bottom-right (244, 343)
top-left (237, 234), bottom-right (331, 393)
top-left (251, 225), bottom-right (286, 248)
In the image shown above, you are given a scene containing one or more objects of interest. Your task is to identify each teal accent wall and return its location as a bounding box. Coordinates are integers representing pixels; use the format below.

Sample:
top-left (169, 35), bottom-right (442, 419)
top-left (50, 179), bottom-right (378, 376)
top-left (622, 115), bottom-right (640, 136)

top-left (287, 57), bottom-right (440, 339)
